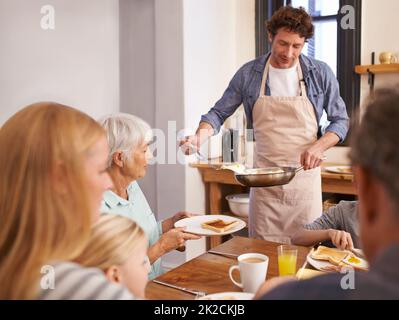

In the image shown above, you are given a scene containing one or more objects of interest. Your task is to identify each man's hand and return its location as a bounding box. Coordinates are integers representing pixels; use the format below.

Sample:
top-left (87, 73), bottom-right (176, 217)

top-left (328, 229), bottom-right (354, 250)
top-left (179, 135), bottom-right (201, 155)
top-left (300, 132), bottom-right (340, 170)
top-left (178, 122), bottom-right (214, 155)
top-left (300, 144), bottom-right (325, 170)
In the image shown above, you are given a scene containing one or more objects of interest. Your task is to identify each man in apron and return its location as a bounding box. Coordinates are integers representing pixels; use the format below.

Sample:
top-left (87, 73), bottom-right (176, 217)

top-left (181, 6), bottom-right (349, 243)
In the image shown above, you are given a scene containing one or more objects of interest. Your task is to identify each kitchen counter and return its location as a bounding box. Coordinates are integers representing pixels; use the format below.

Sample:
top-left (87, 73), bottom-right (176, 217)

top-left (190, 161), bottom-right (356, 248)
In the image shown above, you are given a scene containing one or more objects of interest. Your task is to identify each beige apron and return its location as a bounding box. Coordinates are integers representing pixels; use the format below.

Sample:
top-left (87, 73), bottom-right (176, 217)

top-left (249, 59), bottom-right (322, 243)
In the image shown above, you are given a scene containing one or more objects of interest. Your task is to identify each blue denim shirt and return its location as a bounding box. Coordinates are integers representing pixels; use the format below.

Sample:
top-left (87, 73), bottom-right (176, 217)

top-left (201, 53), bottom-right (349, 142)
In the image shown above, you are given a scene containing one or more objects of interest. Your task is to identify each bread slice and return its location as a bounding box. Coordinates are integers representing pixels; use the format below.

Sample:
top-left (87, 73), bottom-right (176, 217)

top-left (310, 246), bottom-right (350, 265)
top-left (201, 219), bottom-right (239, 233)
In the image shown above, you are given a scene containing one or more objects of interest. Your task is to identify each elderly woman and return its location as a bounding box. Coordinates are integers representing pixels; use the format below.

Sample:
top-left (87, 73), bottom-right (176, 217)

top-left (99, 113), bottom-right (200, 280)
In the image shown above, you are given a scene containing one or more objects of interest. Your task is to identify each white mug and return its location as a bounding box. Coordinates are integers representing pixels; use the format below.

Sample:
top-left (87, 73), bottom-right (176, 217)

top-left (229, 253), bottom-right (269, 293)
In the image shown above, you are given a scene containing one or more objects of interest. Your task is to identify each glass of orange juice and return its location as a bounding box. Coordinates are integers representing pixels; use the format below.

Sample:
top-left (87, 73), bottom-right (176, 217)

top-left (277, 245), bottom-right (298, 276)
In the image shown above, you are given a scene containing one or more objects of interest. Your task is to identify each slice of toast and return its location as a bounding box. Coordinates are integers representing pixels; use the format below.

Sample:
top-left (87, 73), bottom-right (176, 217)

top-left (310, 246), bottom-right (350, 265)
top-left (201, 219), bottom-right (239, 233)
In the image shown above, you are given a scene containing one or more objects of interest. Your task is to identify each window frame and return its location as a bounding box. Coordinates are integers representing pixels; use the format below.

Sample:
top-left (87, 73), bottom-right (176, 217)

top-left (255, 0), bottom-right (362, 145)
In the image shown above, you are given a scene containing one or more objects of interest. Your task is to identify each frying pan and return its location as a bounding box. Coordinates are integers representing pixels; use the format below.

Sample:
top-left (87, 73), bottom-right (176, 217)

top-left (234, 166), bottom-right (304, 187)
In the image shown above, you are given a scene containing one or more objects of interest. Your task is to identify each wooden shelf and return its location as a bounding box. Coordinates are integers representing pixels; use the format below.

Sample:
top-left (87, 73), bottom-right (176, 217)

top-left (355, 63), bottom-right (399, 74)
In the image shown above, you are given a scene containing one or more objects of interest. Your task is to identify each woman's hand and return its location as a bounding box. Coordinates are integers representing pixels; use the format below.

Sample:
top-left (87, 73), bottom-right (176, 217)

top-left (328, 229), bottom-right (354, 250)
top-left (162, 211), bottom-right (200, 232)
top-left (159, 227), bottom-right (201, 254)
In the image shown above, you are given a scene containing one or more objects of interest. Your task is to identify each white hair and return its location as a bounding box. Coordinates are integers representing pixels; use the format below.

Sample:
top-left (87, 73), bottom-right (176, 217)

top-left (98, 113), bottom-right (153, 167)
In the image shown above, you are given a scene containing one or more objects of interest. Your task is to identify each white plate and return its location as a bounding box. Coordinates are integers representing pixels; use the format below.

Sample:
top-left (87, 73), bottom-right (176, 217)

top-left (174, 215), bottom-right (246, 236)
top-left (325, 166), bottom-right (353, 175)
top-left (197, 292), bottom-right (254, 300)
top-left (307, 249), bottom-right (368, 272)
top-left (306, 254), bottom-right (336, 272)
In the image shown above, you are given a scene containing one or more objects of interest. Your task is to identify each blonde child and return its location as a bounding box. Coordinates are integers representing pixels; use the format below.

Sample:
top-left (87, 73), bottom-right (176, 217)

top-left (75, 214), bottom-right (150, 298)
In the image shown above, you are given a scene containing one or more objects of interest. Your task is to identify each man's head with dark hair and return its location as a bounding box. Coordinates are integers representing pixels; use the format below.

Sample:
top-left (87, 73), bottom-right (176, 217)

top-left (265, 6), bottom-right (314, 69)
top-left (349, 87), bottom-right (399, 262)
top-left (266, 6), bottom-right (314, 40)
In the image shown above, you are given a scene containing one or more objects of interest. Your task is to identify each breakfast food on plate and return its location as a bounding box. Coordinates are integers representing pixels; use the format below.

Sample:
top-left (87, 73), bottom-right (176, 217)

top-left (201, 219), bottom-right (239, 233)
top-left (311, 246), bottom-right (350, 265)
top-left (341, 254), bottom-right (369, 271)
top-left (311, 246), bottom-right (369, 271)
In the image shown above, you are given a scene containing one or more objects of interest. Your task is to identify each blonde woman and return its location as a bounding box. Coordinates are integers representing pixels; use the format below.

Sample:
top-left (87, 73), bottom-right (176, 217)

top-left (75, 215), bottom-right (150, 298)
top-left (0, 102), bottom-right (134, 299)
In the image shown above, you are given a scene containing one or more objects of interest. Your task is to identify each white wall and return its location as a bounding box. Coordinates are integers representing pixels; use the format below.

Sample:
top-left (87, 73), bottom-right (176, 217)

top-left (0, 0), bottom-right (120, 124)
top-left (153, 0), bottom-right (187, 267)
top-left (360, 0), bottom-right (399, 104)
top-left (183, 0), bottom-right (255, 261)
top-left (119, 0), bottom-right (157, 213)
top-left (326, 0), bottom-right (399, 164)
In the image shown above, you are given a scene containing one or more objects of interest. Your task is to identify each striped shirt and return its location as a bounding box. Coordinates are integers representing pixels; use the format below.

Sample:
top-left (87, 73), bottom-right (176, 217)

top-left (38, 261), bottom-right (135, 300)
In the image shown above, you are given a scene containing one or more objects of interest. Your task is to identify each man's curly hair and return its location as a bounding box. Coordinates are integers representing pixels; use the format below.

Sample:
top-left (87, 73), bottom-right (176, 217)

top-left (266, 6), bottom-right (314, 40)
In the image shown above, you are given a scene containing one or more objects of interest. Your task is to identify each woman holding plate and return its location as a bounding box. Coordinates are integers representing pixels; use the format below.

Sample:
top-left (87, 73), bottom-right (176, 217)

top-left (99, 113), bottom-right (201, 280)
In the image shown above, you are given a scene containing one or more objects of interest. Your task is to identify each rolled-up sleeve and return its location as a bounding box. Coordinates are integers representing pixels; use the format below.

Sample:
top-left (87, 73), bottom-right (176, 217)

top-left (304, 205), bottom-right (341, 231)
top-left (322, 64), bottom-right (349, 142)
top-left (200, 66), bottom-right (245, 134)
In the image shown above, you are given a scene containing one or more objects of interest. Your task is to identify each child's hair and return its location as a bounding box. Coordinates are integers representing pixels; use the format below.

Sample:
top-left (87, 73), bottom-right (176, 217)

top-left (75, 214), bottom-right (146, 271)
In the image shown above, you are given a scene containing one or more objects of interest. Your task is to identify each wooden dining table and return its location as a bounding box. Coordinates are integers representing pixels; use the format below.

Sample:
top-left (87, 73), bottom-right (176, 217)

top-left (145, 236), bottom-right (311, 300)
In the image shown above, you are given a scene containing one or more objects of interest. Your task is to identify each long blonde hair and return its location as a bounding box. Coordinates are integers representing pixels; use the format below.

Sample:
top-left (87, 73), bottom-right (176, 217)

top-left (0, 102), bottom-right (106, 299)
top-left (75, 214), bottom-right (146, 271)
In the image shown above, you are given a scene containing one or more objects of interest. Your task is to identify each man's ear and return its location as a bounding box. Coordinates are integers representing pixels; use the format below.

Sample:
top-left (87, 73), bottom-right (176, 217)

top-left (267, 32), bottom-right (273, 43)
top-left (105, 265), bottom-right (122, 284)
top-left (112, 151), bottom-right (124, 168)
top-left (355, 165), bottom-right (378, 225)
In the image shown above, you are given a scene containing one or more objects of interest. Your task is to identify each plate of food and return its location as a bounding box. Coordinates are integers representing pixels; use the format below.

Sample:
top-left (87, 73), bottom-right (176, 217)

top-left (197, 292), bottom-right (254, 300)
top-left (324, 166), bottom-right (353, 175)
top-left (174, 215), bottom-right (246, 236)
top-left (307, 246), bottom-right (368, 272)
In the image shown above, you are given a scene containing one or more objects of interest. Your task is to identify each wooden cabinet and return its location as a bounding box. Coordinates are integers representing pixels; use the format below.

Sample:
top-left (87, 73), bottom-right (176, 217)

top-left (191, 162), bottom-right (356, 249)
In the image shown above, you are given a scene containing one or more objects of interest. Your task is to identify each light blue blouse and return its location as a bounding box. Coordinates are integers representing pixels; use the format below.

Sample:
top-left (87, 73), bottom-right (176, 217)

top-left (101, 181), bottom-right (163, 280)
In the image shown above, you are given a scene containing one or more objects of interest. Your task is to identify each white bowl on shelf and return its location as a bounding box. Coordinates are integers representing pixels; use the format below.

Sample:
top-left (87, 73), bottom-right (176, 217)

top-left (226, 193), bottom-right (250, 218)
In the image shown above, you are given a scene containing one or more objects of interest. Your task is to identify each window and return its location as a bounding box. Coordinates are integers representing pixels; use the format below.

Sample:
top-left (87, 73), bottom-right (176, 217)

top-left (293, 0), bottom-right (339, 76)
top-left (255, 0), bottom-right (361, 144)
